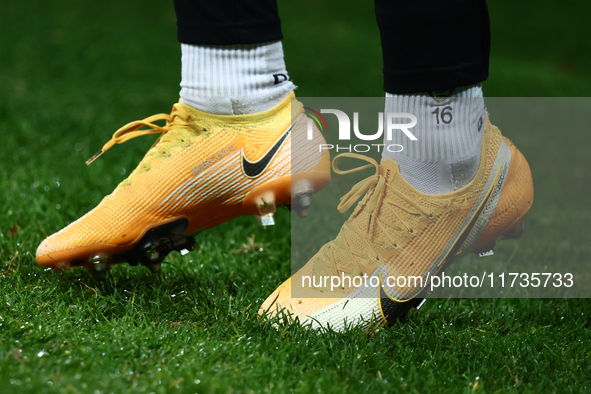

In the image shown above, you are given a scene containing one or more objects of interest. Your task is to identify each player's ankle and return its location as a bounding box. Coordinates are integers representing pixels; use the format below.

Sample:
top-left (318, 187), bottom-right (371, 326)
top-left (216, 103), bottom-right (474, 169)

top-left (383, 84), bottom-right (487, 194)
top-left (179, 41), bottom-right (295, 115)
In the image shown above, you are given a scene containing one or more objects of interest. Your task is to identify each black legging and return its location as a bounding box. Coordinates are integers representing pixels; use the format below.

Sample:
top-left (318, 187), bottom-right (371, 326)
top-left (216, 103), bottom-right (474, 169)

top-left (173, 0), bottom-right (490, 94)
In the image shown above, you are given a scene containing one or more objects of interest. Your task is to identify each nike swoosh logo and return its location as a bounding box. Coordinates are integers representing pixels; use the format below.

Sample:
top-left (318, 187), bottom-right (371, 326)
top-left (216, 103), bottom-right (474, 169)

top-left (378, 164), bottom-right (504, 324)
top-left (241, 119), bottom-right (296, 178)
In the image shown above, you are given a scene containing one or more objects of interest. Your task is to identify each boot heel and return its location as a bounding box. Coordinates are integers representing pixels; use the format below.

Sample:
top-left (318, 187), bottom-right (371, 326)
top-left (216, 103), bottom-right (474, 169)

top-left (503, 219), bottom-right (526, 240)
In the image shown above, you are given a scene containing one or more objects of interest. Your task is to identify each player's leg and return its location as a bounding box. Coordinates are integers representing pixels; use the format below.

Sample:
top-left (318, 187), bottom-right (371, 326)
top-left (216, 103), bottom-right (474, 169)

top-left (377, 0), bottom-right (490, 194)
top-left (174, 0), bottom-right (294, 115)
top-left (260, 0), bottom-right (534, 330)
top-left (36, 0), bottom-right (331, 275)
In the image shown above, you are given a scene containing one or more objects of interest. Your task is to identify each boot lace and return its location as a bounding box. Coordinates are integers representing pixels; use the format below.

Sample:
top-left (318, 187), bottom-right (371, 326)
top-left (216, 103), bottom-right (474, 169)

top-left (324, 153), bottom-right (431, 275)
top-left (86, 104), bottom-right (193, 165)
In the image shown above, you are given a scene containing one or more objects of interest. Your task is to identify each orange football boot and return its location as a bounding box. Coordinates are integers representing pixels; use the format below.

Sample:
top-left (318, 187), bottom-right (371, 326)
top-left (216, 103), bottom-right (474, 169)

top-left (259, 119), bottom-right (534, 331)
top-left (36, 93), bottom-right (330, 276)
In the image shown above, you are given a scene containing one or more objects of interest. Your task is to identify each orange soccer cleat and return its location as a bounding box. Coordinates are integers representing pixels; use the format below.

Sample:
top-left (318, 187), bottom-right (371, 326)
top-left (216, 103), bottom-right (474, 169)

top-left (259, 119), bottom-right (534, 331)
top-left (36, 93), bottom-right (330, 277)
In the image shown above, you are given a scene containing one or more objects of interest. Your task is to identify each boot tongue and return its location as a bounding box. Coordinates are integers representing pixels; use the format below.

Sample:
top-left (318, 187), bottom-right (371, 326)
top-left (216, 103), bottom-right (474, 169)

top-left (380, 157), bottom-right (402, 185)
top-left (346, 158), bottom-right (399, 215)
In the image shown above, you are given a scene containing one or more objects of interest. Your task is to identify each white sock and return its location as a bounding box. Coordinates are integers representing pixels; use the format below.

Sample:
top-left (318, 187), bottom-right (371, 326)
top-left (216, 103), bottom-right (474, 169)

top-left (180, 41), bottom-right (295, 115)
top-left (383, 85), bottom-right (487, 194)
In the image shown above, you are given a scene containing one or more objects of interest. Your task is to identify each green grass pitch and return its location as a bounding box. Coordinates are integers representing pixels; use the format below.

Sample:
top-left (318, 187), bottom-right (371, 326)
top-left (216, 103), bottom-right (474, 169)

top-left (1, 0), bottom-right (591, 392)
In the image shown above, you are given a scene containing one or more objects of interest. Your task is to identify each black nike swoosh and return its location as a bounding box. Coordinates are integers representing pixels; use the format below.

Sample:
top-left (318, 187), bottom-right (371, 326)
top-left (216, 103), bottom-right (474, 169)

top-left (378, 165), bottom-right (503, 324)
top-left (241, 120), bottom-right (296, 178)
